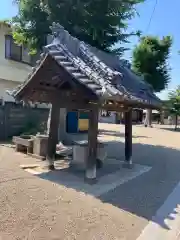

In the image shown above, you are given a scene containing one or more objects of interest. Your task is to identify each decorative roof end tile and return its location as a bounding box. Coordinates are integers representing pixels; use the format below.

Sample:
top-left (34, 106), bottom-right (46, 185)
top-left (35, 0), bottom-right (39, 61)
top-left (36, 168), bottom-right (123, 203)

top-left (50, 22), bottom-right (64, 38)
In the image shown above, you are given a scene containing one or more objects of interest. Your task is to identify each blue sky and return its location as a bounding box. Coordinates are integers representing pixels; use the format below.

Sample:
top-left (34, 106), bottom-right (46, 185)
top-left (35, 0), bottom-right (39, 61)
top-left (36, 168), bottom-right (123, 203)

top-left (1, 0), bottom-right (179, 100)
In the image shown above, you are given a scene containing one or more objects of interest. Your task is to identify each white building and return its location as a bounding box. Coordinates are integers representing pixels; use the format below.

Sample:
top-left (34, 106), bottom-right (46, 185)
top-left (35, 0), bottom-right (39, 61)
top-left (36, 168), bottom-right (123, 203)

top-left (0, 22), bottom-right (35, 103)
top-left (0, 22), bottom-right (50, 109)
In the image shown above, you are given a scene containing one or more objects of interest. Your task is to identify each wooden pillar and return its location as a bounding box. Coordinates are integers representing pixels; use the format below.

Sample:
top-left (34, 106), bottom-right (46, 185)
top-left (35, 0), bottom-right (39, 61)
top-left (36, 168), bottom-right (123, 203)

top-left (58, 108), bottom-right (67, 142)
top-left (85, 107), bottom-right (99, 184)
top-left (124, 108), bottom-right (133, 168)
top-left (46, 102), bottom-right (60, 170)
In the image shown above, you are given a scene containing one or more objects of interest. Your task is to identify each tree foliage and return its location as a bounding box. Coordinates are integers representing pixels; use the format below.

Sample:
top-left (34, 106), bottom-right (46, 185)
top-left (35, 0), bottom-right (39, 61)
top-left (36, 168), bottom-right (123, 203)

top-left (168, 86), bottom-right (180, 130)
top-left (168, 86), bottom-right (180, 114)
top-left (132, 35), bottom-right (172, 92)
top-left (12, 0), bottom-right (144, 55)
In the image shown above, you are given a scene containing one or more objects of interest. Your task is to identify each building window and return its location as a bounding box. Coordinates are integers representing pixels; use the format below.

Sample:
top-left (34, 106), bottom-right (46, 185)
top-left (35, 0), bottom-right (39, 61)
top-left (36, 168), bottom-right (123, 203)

top-left (5, 35), bottom-right (37, 65)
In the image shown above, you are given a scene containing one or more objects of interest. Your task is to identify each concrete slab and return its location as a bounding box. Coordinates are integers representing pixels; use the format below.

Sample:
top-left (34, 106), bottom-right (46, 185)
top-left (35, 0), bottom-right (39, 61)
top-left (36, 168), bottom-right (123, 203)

top-left (137, 180), bottom-right (180, 240)
top-left (23, 159), bottom-right (151, 197)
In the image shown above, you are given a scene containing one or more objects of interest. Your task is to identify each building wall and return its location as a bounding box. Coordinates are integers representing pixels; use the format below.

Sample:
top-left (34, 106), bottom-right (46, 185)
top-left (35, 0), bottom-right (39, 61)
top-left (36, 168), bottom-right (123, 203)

top-left (0, 24), bottom-right (31, 101)
top-left (99, 111), bottom-right (116, 124)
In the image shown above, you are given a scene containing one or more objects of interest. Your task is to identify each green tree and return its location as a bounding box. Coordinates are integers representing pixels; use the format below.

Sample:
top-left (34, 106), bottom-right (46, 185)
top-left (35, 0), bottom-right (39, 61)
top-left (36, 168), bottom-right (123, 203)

top-left (12, 0), bottom-right (144, 55)
top-left (132, 36), bottom-right (172, 127)
top-left (168, 86), bottom-right (180, 130)
top-left (132, 36), bottom-right (172, 92)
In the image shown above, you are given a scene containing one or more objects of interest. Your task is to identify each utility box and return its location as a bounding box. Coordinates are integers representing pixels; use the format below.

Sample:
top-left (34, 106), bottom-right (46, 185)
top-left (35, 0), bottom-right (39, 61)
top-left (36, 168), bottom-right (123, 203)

top-left (72, 140), bottom-right (107, 170)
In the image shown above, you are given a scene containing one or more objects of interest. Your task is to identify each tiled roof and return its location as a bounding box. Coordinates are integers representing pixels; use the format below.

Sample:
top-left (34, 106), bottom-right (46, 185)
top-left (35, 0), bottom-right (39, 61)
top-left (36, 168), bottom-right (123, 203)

top-left (8, 23), bottom-right (161, 108)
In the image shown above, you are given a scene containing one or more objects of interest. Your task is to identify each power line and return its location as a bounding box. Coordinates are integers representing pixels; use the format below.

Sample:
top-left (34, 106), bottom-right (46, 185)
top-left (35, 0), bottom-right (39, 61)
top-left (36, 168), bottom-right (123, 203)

top-left (146, 0), bottom-right (158, 33)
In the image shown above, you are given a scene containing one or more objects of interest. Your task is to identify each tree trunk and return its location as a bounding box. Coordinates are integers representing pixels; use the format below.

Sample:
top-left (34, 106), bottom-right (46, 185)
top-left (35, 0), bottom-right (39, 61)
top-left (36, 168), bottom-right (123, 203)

top-left (160, 110), bottom-right (164, 125)
top-left (144, 109), bottom-right (152, 127)
top-left (175, 115), bottom-right (178, 131)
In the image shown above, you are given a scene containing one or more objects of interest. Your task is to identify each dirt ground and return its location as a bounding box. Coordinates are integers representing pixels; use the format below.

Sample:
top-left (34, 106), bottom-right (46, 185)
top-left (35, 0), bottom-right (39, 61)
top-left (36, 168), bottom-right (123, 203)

top-left (0, 123), bottom-right (180, 240)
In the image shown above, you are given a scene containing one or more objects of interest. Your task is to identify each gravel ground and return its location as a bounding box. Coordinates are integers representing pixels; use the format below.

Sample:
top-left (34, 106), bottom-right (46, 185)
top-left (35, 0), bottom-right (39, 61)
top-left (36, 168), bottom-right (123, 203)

top-left (99, 124), bottom-right (180, 219)
top-left (0, 124), bottom-right (180, 240)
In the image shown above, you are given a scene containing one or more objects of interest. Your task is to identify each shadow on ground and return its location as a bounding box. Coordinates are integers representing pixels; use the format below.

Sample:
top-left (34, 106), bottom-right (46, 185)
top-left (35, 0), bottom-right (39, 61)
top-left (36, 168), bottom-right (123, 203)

top-left (34, 139), bottom-right (180, 231)
top-left (99, 129), bottom-right (149, 138)
top-left (160, 127), bottom-right (180, 133)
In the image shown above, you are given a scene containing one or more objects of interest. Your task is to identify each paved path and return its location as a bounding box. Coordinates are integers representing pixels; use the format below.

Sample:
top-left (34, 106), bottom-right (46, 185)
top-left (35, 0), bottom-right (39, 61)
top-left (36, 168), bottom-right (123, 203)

top-left (0, 124), bottom-right (180, 239)
top-left (137, 179), bottom-right (180, 240)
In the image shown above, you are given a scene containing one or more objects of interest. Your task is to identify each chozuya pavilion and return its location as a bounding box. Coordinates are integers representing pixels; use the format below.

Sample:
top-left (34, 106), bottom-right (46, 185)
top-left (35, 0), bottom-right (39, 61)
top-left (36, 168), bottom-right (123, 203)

top-left (8, 23), bottom-right (161, 183)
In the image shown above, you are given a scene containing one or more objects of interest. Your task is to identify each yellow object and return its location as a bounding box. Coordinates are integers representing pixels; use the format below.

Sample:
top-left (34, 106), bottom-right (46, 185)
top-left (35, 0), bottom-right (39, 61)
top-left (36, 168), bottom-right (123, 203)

top-left (78, 119), bottom-right (89, 131)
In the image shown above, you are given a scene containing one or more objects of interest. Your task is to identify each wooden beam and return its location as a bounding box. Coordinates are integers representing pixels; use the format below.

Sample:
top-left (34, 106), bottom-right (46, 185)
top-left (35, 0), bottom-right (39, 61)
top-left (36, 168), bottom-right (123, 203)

top-left (46, 101), bottom-right (60, 170)
top-left (102, 103), bottom-right (128, 112)
top-left (124, 108), bottom-right (133, 168)
top-left (22, 89), bottom-right (99, 109)
top-left (85, 106), bottom-right (99, 184)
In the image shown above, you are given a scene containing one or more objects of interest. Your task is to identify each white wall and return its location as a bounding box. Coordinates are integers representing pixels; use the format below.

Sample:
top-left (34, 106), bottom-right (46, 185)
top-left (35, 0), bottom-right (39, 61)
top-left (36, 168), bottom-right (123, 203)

top-left (99, 111), bottom-right (116, 123)
top-left (0, 25), bottom-right (31, 84)
top-left (0, 24), bottom-right (48, 107)
top-left (0, 24), bottom-right (32, 102)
